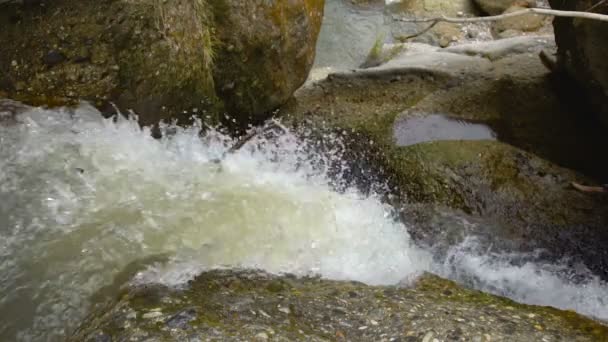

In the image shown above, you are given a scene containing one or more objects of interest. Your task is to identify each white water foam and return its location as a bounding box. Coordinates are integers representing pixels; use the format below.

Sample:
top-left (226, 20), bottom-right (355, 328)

top-left (435, 237), bottom-right (608, 321)
top-left (1, 103), bottom-right (608, 340)
top-left (0, 103), bottom-right (430, 341)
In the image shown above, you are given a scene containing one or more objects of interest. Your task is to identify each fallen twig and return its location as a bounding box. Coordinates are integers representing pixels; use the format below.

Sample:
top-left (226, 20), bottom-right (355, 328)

top-left (212, 121), bottom-right (287, 164)
top-left (396, 21), bottom-right (439, 42)
top-left (587, 0), bottom-right (608, 13)
top-left (226, 128), bottom-right (259, 154)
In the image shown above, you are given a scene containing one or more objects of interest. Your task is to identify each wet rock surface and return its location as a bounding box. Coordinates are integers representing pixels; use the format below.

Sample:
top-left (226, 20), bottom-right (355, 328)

top-left (283, 35), bottom-right (608, 279)
top-left (71, 270), bottom-right (608, 341)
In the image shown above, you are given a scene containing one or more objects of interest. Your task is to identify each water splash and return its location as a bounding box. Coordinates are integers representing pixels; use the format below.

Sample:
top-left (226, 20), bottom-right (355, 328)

top-left (0, 103), bottom-right (430, 341)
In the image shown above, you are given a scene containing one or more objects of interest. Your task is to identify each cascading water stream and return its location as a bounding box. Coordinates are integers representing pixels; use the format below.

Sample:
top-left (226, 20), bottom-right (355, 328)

top-left (0, 103), bottom-right (607, 341)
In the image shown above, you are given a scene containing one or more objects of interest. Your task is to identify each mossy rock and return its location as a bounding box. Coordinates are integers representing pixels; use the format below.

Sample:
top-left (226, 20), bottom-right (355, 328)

top-left (70, 269), bottom-right (608, 341)
top-left (0, 0), bottom-right (324, 127)
top-left (0, 0), bottom-right (220, 126)
top-left (212, 0), bottom-right (324, 127)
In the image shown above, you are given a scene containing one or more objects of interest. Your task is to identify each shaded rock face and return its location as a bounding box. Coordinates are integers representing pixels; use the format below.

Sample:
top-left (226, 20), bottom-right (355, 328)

top-left (213, 0), bottom-right (324, 126)
top-left (71, 270), bottom-right (608, 341)
top-left (549, 0), bottom-right (608, 127)
top-left (0, 0), bottom-right (324, 127)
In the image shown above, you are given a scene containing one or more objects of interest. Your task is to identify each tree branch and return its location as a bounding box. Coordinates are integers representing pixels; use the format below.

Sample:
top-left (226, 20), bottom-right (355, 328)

top-left (213, 121), bottom-right (287, 163)
top-left (396, 7), bottom-right (608, 25)
top-left (587, 0), bottom-right (607, 12)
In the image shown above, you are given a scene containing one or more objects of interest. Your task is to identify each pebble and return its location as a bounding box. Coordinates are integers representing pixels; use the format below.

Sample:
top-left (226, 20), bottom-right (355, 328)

top-left (422, 331), bottom-right (434, 342)
top-left (43, 50), bottom-right (66, 67)
top-left (166, 308), bottom-right (197, 329)
top-left (254, 332), bottom-right (268, 341)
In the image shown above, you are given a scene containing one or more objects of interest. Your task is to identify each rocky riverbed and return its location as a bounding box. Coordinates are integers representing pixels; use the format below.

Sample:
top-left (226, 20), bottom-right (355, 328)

top-left (1, 0), bottom-right (608, 341)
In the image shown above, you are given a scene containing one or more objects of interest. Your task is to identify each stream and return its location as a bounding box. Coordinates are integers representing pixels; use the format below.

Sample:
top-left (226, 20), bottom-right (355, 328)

top-left (1, 103), bottom-right (607, 341)
top-left (1, 0), bottom-right (607, 340)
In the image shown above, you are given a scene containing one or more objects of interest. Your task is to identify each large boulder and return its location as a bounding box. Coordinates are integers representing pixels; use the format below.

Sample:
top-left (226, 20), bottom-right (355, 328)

top-left (548, 0), bottom-right (608, 127)
top-left (71, 269), bottom-right (608, 341)
top-left (212, 0), bottom-right (324, 125)
top-left (0, 0), bottom-right (324, 127)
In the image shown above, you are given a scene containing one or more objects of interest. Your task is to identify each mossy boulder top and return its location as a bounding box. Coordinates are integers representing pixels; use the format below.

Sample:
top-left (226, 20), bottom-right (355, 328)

top-left (71, 269), bottom-right (608, 341)
top-left (0, 0), bottom-right (324, 127)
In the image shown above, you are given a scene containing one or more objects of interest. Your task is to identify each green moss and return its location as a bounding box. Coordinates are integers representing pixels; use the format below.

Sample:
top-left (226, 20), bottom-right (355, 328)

top-left (72, 270), bottom-right (608, 341)
top-left (152, 0), bottom-right (216, 91)
top-left (266, 280), bottom-right (287, 293)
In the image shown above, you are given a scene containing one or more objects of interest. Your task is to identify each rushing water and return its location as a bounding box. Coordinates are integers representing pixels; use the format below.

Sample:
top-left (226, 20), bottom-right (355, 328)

top-left (1, 103), bottom-right (608, 341)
